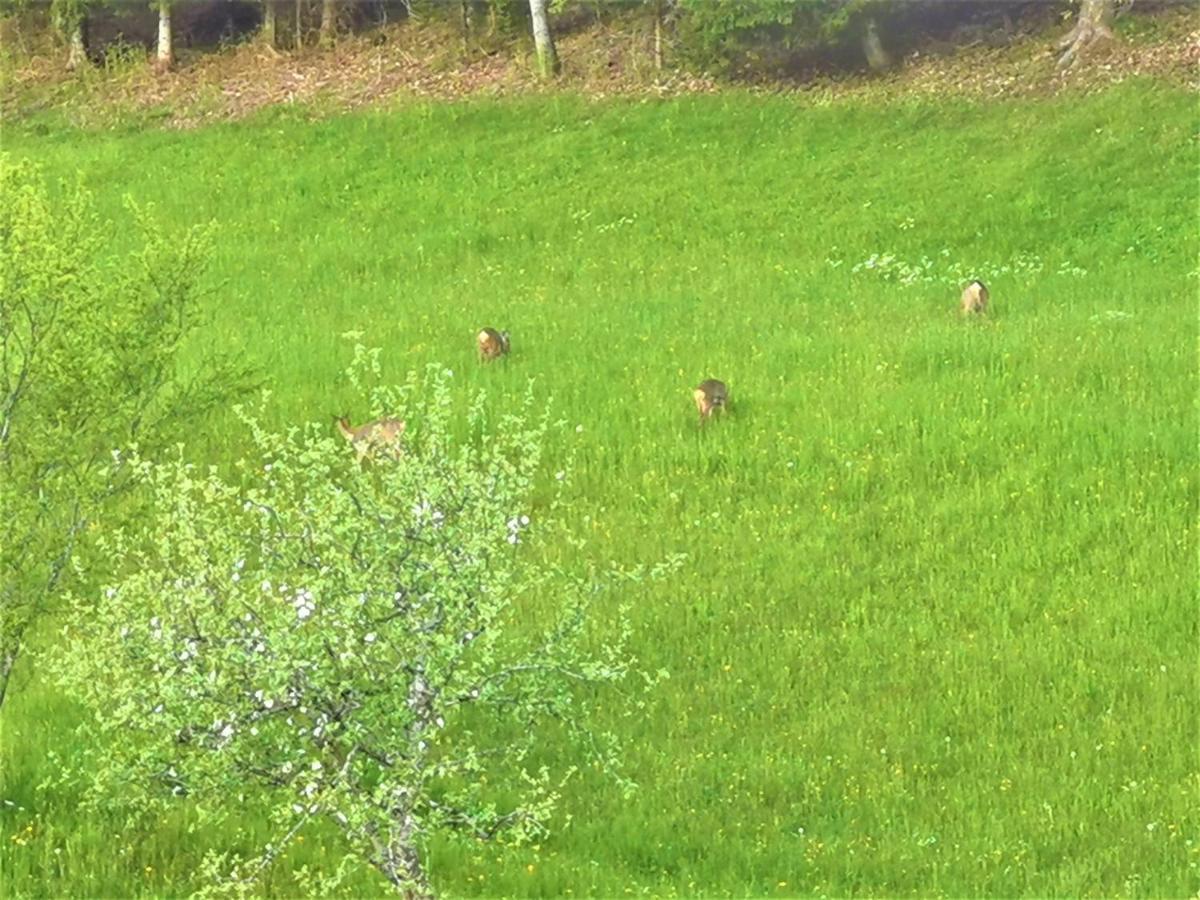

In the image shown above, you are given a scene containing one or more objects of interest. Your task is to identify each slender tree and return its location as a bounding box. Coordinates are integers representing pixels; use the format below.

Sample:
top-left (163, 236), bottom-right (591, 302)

top-left (1058, 0), bottom-right (1116, 68)
top-left (154, 0), bottom-right (173, 71)
top-left (653, 0), bottom-right (664, 71)
top-left (319, 0), bottom-right (338, 47)
top-left (261, 0), bottom-right (277, 49)
top-left (862, 16), bottom-right (891, 71)
top-left (0, 159), bottom-right (251, 711)
top-left (528, 0), bottom-right (558, 78)
top-left (50, 0), bottom-right (91, 71)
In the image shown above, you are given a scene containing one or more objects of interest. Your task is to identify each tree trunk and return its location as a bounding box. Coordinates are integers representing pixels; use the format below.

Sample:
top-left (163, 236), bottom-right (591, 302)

top-left (261, 0), bottom-right (277, 49)
top-left (0, 650), bottom-right (17, 711)
top-left (1057, 0), bottom-right (1115, 68)
top-left (387, 836), bottom-right (431, 899)
top-left (155, 2), bottom-right (174, 72)
top-left (461, 0), bottom-right (472, 54)
top-left (320, 0), bottom-right (338, 48)
top-left (390, 809), bottom-right (431, 899)
top-left (66, 15), bottom-right (88, 71)
top-left (154, 1), bottom-right (174, 72)
top-left (862, 17), bottom-right (892, 72)
top-left (528, 0), bottom-right (558, 79)
top-left (295, 0), bottom-right (303, 49)
top-left (653, 0), bottom-right (663, 71)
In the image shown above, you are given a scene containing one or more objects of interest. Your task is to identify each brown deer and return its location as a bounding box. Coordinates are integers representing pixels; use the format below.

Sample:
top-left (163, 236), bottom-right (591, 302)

top-left (960, 280), bottom-right (989, 315)
top-left (335, 415), bottom-right (406, 464)
top-left (477, 328), bottom-right (511, 362)
top-left (693, 379), bottom-right (729, 422)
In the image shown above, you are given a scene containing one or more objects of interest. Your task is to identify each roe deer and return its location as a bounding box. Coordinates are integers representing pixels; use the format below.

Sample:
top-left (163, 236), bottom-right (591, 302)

top-left (694, 379), bottom-right (729, 422)
top-left (477, 328), bottom-right (511, 362)
top-left (961, 280), bottom-right (989, 315)
top-left (335, 415), bottom-right (406, 464)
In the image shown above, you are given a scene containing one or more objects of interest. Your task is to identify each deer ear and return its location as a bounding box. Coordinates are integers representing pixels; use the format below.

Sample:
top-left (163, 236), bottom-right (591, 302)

top-left (398, 420), bottom-right (407, 433)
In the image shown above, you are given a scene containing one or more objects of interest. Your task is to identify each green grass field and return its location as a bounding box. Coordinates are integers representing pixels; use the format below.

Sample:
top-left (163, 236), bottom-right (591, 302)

top-left (2, 80), bottom-right (1197, 897)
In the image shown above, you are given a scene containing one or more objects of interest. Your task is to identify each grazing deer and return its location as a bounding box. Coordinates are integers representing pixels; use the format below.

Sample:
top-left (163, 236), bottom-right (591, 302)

top-left (693, 379), bottom-right (729, 422)
top-left (961, 280), bottom-right (989, 316)
top-left (335, 415), bottom-right (406, 464)
top-left (477, 328), bottom-right (511, 362)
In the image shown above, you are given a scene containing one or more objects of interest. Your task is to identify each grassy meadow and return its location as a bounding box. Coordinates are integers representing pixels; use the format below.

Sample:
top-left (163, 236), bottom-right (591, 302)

top-left (1, 80), bottom-right (1198, 896)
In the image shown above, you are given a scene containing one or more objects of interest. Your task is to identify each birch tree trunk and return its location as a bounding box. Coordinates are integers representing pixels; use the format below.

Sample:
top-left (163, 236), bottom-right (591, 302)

top-left (1057, 0), bottom-right (1115, 68)
top-left (155, 1), bottom-right (174, 72)
top-left (653, 0), bottom-right (663, 71)
top-left (66, 15), bottom-right (88, 71)
top-left (261, 0), bottom-right (277, 49)
top-left (320, 0), bottom-right (338, 48)
top-left (528, 0), bottom-right (558, 78)
top-left (862, 17), bottom-right (892, 72)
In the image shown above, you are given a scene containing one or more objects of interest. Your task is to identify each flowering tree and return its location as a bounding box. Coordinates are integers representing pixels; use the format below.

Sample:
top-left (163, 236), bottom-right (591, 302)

top-left (54, 355), bottom-right (666, 896)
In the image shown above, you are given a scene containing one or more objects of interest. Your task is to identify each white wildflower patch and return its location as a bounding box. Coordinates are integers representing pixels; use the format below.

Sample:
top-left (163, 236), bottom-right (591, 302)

top-left (1090, 309), bottom-right (1134, 323)
top-left (834, 247), bottom-right (1057, 289)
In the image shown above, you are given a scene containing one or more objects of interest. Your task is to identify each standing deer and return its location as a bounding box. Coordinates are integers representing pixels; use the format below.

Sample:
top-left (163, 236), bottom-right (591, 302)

top-left (961, 280), bottom-right (990, 316)
top-left (335, 415), bottom-right (406, 464)
top-left (477, 328), bottom-right (511, 362)
top-left (693, 379), bottom-right (729, 423)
